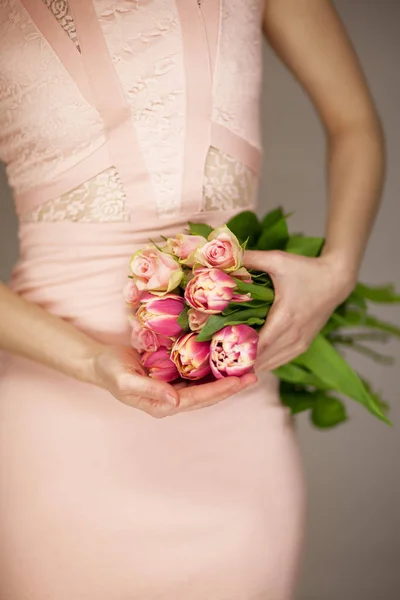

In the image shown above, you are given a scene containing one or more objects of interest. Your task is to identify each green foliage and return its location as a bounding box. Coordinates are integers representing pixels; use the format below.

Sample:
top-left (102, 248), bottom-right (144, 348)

top-left (196, 307), bottom-right (269, 342)
top-left (285, 235), bottom-right (324, 257)
top-left (311, 394), bottom-right (348, 429)
top-left (226, 211), bottom-right (262, 247)
top-left (294, 334), bottom-right (390, 424)
top-left (257, 208), bottom-right (290, 250)
top-left (177, 308), bottom-right (190, 333)
top-left (187, 222), bottom-right (213, 238)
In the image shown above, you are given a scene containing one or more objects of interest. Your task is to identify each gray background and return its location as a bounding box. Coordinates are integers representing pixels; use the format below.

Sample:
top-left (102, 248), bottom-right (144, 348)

top-left (0, 1), bottom-right (399, 598)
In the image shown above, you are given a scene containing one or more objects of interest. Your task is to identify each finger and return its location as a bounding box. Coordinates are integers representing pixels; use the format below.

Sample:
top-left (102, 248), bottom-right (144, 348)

top-left (121, 373), bottom-right (179, 407)
top-left (257, 305), bottom-right (291, 356)
top-left (257, 345), bottom-right (305, 373)
top-left (243, 250), bottom-right (281, 274)
top-left (178, 373), bottom-right (258, 412)
top-left (256, 325), bottom-right (300, 367)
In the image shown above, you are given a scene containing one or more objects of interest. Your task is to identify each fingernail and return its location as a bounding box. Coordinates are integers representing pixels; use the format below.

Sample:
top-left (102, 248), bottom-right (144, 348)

top-left (165, 392), bottom-right (178, 407)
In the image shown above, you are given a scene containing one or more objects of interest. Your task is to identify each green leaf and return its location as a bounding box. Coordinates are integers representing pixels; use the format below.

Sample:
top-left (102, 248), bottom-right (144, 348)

top-left (286, 235), bottom-right (324, 257)
top-left (257, 217), bottom-right (289, 251)
top-left (188, 222), bottom-right (213, 238)
top-left (274, 363), bottom-right (329, 389)
top-left (226, 211), bottom-right (262, 247)
top-left (196, 307), bottom-right (268, 342)
top-left (328, 310), bottom-right (400, 339)
top-left (311, 394), bottom-right (348, 429)
top-left (352, 282), bottom-right (400, 304)
top-left (233, 279), bottom-right (275, 302)
top-left (280, 389), bottom-right (316, 414)
top-left (294, 334), bottom-right (391, 424)
top-left (177, 308), bottom-right (190, 332)
top-left (224, 316), bottom-right (265, 327)
top-left (261, 207), bottom-right (285, 229)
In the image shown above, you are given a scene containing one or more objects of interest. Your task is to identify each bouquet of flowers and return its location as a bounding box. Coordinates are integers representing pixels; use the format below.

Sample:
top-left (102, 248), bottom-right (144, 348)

top-left (125, 208), bottom-right (400, 429)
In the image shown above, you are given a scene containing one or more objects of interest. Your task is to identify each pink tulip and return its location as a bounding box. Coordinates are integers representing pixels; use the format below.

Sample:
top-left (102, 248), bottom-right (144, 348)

top-left (187, 308), bottom-right (209, 332)
top-left (231, 267), bottom-right (252, 283)
top-left (210, 324), bottom-right (259, 379)
top-left (123, 280), bottom-right (142, 307)
top-left (137, 293), bottom-right (185, 338)
top-left (166, 234), bottom-right (207, 266)
top-left (141, 347), bottom-right (180, 382)
top-left (130, 316), bottom-right (172, 353)
top-left (130, 246), bottom-right (183, 294)
top-left (184, 268), bottom-right (237, 314)
top-left (171, 332), bottom-right (211, 380)
top-left (193, 225), bottom-right (243, 272)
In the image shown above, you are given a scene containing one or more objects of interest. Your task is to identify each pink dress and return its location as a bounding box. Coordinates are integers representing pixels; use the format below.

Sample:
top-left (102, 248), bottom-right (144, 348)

top-left (0, 1), bottom-right (305, 598)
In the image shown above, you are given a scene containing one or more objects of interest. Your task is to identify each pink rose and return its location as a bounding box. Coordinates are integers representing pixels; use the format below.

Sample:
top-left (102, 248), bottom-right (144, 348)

top-left (193, 225), bottom-right (243, 272)
top-left (130, 316), bottom-right (172, 353)
top-left (141, 347), bottom-right (180, 382)
top-left (137, 293), bottom-right (185, 338)
top-left (165, 234), bottom-right (207, 266)
top-left (210, 324), bottom-right (259, 379)
top-left (123, 280), bottom-right (142, 307)
top-left (171, 332), bottom-right (211, 380)
top-left (184, 268), bottom-right (237, 314)
top-left (130, 246), bottom-right (183, 294)
top-left (187, 308), bottom-right (209, 332)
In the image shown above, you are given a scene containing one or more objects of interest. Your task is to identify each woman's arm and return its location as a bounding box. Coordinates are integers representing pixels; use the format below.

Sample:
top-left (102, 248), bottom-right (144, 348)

top-left (0, 283), bottom-right (253, 415)
top-left (245, 0), bottom-right (385, 371)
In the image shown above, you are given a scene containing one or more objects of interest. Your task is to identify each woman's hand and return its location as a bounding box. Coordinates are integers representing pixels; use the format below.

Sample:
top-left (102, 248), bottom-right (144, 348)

top-left (92, 345), bottom-right (257, 419)
top-left (244, 250), bottom-right (356, 372)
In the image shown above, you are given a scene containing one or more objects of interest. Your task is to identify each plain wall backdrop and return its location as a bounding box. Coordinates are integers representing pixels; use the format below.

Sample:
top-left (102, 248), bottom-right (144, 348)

top-left (0, 1), bottom-right (399, 599)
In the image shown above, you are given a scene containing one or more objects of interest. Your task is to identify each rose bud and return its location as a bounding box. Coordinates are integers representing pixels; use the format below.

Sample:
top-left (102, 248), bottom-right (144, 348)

top-left (187, 308), bottom-right (209, 332)
top-left (123, 280), bottom-right (142, 307)
top-left (171, 332), bottom-right (211, 380)
top-left (130, 246), bottom-right (183, 294)
top-left (193, 225), bottom-right (243, 272)
top-left (130, 316), bottom-right (172, 353)
top-left (165, 234), bottom-right (207, 266)
top-left (184, 268), bottom-right (236, 314)
top-left (210, 324), bottom-right (259, 379)
top-left (141, 347), bottom-right (180, 382)
top-left (137, 293), bottom-right (185, 338)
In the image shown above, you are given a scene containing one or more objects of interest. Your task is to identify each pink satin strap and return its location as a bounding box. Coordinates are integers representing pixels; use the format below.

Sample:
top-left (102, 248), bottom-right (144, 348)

top-left (19, 0), bottom-right (95, 109)
top-left (68, 0), bottom-right (156, 220)
top-left (199, 0), bottom-right (221, 80)
top-left (210, 123), bottom-right (263, 174)
top-left (175, 0), bottom-right (214, 214)
top-left (13, 144), bottom-right (111, 217)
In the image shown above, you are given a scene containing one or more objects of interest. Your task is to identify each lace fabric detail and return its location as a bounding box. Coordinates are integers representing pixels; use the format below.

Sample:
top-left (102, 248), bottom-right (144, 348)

top-left (21, 166), bottom-right (130, 223)
top-left (0, 0), bottom-right (106, 196)
top-left (213, 0), bottom-right (264, 149)
top-left (21, 149), bottom-right (256, 222)
top-left (202, 147), bottom-right (257, 212)
top-left (41, 0), bottom-right (80, 49)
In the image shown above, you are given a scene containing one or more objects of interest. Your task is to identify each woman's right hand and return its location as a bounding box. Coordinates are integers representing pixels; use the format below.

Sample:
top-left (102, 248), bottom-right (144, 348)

top-left (92, 345), bottom-right (257, 418)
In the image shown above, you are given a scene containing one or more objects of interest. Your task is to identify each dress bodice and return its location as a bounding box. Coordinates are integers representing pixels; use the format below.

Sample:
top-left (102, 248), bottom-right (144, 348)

top-left (0, 0), bottom-right (264, 227)
top-left (1, 0), bottom-right (265, 340)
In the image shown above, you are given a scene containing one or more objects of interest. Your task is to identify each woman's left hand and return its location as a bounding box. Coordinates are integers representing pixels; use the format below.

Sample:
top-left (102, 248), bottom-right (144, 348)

top-left (244, 250), bottom-right (357, 372)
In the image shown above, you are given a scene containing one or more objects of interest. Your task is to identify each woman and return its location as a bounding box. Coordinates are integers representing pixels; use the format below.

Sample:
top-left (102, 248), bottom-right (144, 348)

top-left (0, 1), bottom-right (384, 598)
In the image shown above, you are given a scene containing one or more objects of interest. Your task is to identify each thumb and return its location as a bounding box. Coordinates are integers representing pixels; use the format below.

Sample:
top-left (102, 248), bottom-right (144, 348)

top-left (243, 250), bottom-right (280, 274)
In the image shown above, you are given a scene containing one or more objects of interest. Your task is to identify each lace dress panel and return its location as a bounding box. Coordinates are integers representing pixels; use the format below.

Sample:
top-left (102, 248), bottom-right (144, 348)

top-left (20, 166), bottom-right (130, 223)
top-left (202, 147), bottom-right (257, 212)
top-left (21, 148), bottom-right (257, 222)
top-left (213, 0), bottom-right (264, 149)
